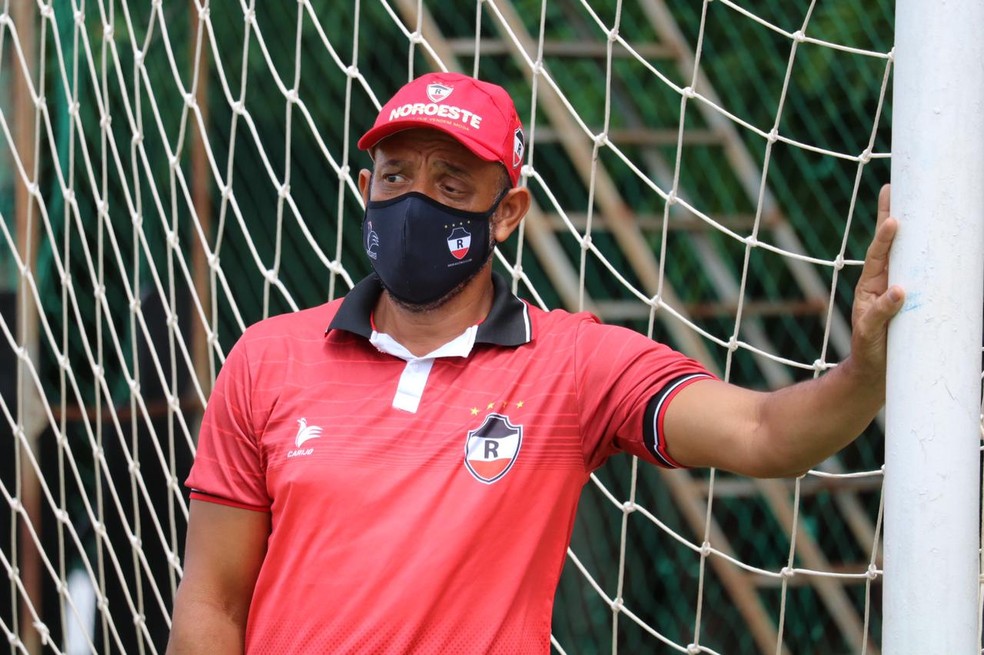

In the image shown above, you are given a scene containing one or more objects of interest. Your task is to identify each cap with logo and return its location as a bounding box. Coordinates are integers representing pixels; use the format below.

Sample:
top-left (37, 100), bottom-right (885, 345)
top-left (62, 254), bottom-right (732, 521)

top-left (357, 72), bottom-right (526, 186)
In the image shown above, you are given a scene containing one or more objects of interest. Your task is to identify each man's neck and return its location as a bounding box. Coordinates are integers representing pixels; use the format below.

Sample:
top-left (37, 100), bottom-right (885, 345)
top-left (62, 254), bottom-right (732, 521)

top-left (372, 272), bottom-right (495, 357)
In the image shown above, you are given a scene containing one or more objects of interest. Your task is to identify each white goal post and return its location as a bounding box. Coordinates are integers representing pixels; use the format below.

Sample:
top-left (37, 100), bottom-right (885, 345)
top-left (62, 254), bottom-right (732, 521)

top-left (884, 0), bottom-right (984, 652)
top-left (0, 1), bottom-right (981, 654)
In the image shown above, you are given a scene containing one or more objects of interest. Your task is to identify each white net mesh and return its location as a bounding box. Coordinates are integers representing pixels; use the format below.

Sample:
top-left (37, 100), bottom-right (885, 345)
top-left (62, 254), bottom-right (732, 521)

top-left (0, 1), bottom-right (933, 653)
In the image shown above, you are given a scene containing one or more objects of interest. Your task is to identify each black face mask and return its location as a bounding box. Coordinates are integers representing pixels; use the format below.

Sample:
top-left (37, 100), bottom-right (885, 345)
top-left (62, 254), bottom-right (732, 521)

top-left (362, 190), bottom-right (507, 306)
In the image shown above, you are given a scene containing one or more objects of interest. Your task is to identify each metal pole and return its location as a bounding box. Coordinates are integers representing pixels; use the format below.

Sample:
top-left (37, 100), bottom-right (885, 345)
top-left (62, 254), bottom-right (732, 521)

top-left (884, 0), bottom-right (984, 652)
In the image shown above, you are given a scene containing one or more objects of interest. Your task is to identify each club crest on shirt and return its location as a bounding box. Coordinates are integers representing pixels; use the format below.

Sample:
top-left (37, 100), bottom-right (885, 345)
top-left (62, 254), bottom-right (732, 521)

top-left (464, 413), bottom-right (522, 484)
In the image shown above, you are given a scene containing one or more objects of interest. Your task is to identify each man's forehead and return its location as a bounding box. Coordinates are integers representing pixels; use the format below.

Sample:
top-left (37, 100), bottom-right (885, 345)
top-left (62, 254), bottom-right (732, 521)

top-left (373, 129), bottom-right (492, 172)
top-left (373, 127), bottom-right (471, 155)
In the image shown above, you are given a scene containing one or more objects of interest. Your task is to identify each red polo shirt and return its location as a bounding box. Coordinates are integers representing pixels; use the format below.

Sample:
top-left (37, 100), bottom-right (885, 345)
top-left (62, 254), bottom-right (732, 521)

top-left (186, 273), bottom-right (713, 653)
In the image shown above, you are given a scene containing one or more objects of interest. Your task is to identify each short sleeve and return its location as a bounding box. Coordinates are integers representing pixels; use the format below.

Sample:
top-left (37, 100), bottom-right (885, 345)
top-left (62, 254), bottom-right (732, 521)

top-left (185, 336), bottom-right (271, 511)
top-left (575, 321), bottom-right (715, 471)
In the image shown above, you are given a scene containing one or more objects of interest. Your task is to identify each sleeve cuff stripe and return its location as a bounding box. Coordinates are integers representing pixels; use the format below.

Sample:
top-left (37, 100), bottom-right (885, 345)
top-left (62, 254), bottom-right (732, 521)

top-left (645, 373), bottom-right (712, 468)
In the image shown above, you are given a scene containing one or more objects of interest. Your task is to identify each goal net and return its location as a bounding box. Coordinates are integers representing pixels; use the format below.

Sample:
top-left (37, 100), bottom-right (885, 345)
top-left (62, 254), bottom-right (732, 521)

top-left (0, 1), bottom-right (975, 653)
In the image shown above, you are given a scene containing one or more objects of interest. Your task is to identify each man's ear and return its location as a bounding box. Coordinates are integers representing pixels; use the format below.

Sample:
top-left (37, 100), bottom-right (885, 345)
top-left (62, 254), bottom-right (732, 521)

top-left (358, 169), bottom-right (372, 203)
top-left (492, 186), bottom-right (532, 243)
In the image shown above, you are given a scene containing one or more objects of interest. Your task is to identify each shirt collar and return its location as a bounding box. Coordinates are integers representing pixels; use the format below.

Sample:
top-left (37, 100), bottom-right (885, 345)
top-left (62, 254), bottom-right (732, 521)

top-left (327, 272), bottom-right (532, 347)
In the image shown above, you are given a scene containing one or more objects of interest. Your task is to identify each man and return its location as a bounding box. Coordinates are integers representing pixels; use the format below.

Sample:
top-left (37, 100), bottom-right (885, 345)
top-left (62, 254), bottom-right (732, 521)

top-left (166, 72), bottom-right (904, 653)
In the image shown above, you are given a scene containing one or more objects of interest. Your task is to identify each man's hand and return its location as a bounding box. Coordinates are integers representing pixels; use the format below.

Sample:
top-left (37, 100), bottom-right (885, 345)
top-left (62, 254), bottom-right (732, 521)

top-left (849, 184), bottom-right (906, 384)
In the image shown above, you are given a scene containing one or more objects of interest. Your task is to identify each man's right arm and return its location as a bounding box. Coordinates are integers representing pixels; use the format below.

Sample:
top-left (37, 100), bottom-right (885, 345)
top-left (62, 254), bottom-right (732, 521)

top-left (166, 499), bottom-right (271, 654)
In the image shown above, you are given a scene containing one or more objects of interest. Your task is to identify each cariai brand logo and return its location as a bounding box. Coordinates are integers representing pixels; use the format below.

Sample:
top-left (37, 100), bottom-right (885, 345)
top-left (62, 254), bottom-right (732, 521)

top-left (426, 82), bottom-right (453, 103)
top-left (446, 226), bottom-right (471, 260)
top-left (464, 413), bottom-right (523, 484)
top-left (365, 220), bottom-right (379, 260)
top-left (287, 418), bottom-right (322, 459)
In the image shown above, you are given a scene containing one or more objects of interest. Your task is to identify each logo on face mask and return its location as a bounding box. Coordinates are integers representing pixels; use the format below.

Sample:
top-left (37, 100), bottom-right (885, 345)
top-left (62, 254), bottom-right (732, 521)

top-left (365, 221), bottom-right (380, 260)
top-left (446, 226), bottom-right (472, 260)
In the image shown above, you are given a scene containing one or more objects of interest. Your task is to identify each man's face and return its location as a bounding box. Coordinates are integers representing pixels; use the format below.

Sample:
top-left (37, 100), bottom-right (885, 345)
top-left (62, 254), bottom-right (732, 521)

top-left (360, 128), bottom-right (506, 214)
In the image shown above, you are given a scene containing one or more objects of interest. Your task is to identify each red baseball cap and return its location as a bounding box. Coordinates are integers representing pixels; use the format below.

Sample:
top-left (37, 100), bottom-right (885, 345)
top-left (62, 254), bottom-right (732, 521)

top-left (358, 72), bottom-right (526, 186)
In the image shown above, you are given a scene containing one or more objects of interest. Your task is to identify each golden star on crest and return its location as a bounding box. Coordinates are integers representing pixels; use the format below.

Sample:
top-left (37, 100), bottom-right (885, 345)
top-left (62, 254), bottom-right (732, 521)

top-left (470, 407), bottom-right (479, 416)
top-left (516, 401), bottom-right (524, 408)
top-left (487, 402), bottom-right (495, 410)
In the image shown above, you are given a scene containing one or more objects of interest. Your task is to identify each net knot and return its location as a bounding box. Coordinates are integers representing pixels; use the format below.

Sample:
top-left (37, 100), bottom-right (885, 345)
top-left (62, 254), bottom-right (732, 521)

top-left (866, 564), bottom-right (880, 580)
top-left (858, 148), bottom-right (872, 164)
top-left (279, 183), bottom-right (291, 198)
top-left (793, 30), bottom-right (806, 43)
top-left (607, 27), bottom-right (619, 43)
top-left (767, 128), bottom-right (779, 144)
top-left (286, 88), bottom-right (299, 104)
top-left (134, 50), bottom-right (145, 66)
top-left (687, 644), bottom-right (702, 654)
top-left (699, 541), bottom-right (712, 556)
top-left (103, 23), bottom-right (114, 40)
top-left (410, 31), bottom-right (424, 44)
top-left (32, 622), bottom-right (50, 644)
top-left (580, 234), bottom-right (592, 250)
top-left (682, 86), bottom-right (695, 99)
top-left (780, 566), bottom-right (795, 578)
top-left (345, 64), bottom-right (359, 78)
top-left (622, 500), bottom-right (636, 514)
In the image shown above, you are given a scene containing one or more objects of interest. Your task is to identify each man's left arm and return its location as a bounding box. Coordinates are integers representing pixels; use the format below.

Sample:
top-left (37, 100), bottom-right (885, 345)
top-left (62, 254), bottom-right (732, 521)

top-left (663, 185), bottom-right (905, 478)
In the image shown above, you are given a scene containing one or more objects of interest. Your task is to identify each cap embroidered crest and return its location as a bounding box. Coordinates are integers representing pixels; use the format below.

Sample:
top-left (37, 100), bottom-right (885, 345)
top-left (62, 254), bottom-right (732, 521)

top-left (426, 82), bottom-right (453, 103)
top-left (358, 72), bottom-right (526, 186)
